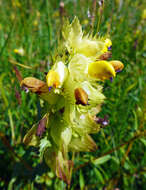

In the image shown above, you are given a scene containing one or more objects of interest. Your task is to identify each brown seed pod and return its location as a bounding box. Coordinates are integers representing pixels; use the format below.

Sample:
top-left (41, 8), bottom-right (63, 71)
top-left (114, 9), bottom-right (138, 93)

top-left (21, 77), bottom-right (48, 93)
top-left (109, 60), bottom-right (124, 72)
top-left (99, 52), bottom-right (112, 60)
top-left (74, 88), bottom-right (88, 105)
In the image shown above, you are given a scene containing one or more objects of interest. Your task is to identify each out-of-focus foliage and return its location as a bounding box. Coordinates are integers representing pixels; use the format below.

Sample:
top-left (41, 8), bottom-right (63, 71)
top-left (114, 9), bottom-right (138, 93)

top-left (0, 0), bottom-right (145, 189)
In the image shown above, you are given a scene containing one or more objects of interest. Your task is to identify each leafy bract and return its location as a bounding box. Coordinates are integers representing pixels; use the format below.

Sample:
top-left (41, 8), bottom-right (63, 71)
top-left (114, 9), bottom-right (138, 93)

top-left (23, 125), bottom-right (40, 147)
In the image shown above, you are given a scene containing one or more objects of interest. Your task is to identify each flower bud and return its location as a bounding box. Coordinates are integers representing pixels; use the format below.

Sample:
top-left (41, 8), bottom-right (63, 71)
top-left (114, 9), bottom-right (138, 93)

top-left (109, 60), bottom-right (124, 72)
top-left (21, 77), bottom-right (48, 93)
top-left (74, 88), bottom-right (88, 105)
top-left (46, 61), bottom-right (68, 89)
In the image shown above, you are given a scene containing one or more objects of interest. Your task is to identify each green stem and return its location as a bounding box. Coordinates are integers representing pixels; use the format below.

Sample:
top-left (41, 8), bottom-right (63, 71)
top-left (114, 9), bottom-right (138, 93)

top-left (8, 109), bottom-right (15, 145)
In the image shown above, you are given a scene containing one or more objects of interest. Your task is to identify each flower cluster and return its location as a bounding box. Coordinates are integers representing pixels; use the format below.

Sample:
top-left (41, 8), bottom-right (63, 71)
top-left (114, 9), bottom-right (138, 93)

top-left (21, 17), bottom-right (124, 184)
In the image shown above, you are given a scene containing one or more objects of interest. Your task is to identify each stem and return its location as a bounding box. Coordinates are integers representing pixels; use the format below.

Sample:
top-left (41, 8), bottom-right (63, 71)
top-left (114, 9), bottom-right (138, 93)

top-left (97, 0), bottom-right (104, 34)
top-left (8, 109), bottom-right (15, 145)
top-left (91, 0), bottom-right (97, 29)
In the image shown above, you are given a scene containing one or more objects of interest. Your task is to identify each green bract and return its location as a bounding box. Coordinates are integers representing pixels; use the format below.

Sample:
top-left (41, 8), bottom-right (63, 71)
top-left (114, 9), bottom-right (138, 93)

top-left (21, 17), bottom-right (124, 184)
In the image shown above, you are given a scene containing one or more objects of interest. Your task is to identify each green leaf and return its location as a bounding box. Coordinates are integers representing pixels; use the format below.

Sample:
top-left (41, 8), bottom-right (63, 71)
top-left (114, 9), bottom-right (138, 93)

top-left (92, 155), bottom-right (111, 165)
top-left (94, 168), bottom-right (104, 184)
top-left (69, 134), bottom-right (97, 152)
top-left (8, 178), bottom-right (16, 190)
top-left (39, 137), bottom-right (51, 160)
top-left (50, 114), bottom-right (72, 147)
top-left (79, 170), bottom-right (85, 190)
top-left (23, 125), bottom-right (40, 147)
top-left (140, 138), bottom-right (146, 146)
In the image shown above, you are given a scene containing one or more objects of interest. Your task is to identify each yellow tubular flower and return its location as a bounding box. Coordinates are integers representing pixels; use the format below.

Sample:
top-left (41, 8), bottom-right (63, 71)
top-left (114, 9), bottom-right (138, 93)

top-left (88, 60), bottom-right (116, 80)
top-left (46, 61), bottom-right (68, 89)
top-left (105, 39), bottom-right (112, 47)
top-left (14, 48), bottom-right (25, 56)
top-left (46, 70), bottom-right (60, 88)
top-left (101, 38), bottom-right (112, 53)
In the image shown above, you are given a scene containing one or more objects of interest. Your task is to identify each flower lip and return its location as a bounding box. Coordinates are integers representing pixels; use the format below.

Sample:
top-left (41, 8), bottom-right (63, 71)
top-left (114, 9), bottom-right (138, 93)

top-left (46, 70), bottom-right (60, 88)
top-left (88, 60), bottom-right (116, 80)
top-left (46, 61), bottom-right (68, 89)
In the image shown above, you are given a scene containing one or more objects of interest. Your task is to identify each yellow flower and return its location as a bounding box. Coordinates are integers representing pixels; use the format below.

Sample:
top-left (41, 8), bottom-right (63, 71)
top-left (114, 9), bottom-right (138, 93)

top-left (46, 61), bottom-right (68, 89)
top-left (105, 38), bottom-right (112, 47)
top-left (101, 38), bottom-right (112, 53)
top-left (88, 60), bottom-right (116, 80)
top-left (68, 54), bottom-right (118, 82)
top-left (14, 48), bottom-right (25, 56)
top-left (46, 70), bottom-right (60, 88)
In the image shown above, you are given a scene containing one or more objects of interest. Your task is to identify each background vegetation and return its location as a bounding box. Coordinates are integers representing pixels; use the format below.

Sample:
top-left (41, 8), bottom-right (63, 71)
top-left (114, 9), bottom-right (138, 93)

top-left (0, 0), bottom-right (145, 189)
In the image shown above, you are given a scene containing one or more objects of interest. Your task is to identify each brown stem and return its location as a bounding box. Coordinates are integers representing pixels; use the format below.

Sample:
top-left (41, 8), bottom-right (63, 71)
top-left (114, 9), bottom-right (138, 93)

top-left (121, 141), bottom-right (133, 166)
top-left (13, 66), bottom-right (23, 82)
top-left (91, 0), bottom-right (97, 29)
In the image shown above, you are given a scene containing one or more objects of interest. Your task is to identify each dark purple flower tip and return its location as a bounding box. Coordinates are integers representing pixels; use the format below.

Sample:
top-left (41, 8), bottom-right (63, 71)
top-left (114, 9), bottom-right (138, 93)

top-left (22, 86), bottom-right (29, 93)
top-left (48, 86), bottom-right (52, 92)
top-left (116, 69), bottom-right (122, 73)
top-left (110, 77), bottom-right (113, 82)
top-left (108, 46), bottom-right (112, 51)
top-left (95, 115), bottom-right (109, 127)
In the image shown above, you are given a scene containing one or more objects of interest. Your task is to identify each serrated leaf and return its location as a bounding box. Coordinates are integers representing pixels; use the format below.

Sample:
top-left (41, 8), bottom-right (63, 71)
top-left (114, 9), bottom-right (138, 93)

top-left (62, 19), bottom-right (71, 40)
top-left (71, 16), bottom-right (82, 39)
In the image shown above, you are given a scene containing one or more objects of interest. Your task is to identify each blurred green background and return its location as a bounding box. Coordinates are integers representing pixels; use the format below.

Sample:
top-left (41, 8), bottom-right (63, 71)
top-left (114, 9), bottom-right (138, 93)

top-left (0, 0), bottom-right (145, 189)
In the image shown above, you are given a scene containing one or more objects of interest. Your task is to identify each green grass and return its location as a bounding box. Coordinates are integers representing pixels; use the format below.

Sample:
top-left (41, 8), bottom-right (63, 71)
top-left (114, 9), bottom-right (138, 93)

top-left (0, 0), bottom-right (145, 189)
